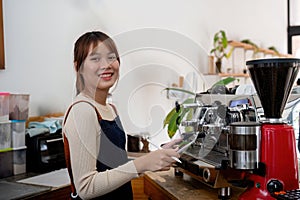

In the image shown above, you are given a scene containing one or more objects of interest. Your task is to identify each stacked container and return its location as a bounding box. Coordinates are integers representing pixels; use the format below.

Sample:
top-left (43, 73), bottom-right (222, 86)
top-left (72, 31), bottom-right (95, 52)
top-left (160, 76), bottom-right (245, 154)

top-left (9, 94), bottom-right (30, 121)
top-left (0, 92), bottom-right (12, 178)
top-left (0, 92), bottom-right (9, 121)
top-left (9, 94), bottom-right (29, 175)
top-left (0, 93), bottom-right (30, 178)
top-left (11, 120), bottom-right (27, 175)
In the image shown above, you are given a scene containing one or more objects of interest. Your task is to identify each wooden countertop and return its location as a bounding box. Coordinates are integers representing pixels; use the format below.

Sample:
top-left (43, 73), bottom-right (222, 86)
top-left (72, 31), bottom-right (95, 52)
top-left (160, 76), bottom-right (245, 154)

top-left (144, 167), bottom-right (245, 200)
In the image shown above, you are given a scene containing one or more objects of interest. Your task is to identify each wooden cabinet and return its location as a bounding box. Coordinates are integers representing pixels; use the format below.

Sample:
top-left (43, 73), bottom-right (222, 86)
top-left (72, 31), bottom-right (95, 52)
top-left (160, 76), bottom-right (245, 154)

top-left (144, 175), bottom-right (174, 200)
top-left (131, 176), bottom-right (149, 200)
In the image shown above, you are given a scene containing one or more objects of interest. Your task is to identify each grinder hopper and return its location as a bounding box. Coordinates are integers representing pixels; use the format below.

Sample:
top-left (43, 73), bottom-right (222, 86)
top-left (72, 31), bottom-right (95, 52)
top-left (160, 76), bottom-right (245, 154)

top-left (246, 58), bottom-right (300, 120)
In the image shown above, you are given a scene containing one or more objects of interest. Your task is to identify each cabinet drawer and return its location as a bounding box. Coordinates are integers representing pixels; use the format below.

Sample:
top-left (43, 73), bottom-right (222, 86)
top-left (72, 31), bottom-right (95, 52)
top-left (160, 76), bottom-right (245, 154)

top-left (144, 176), bottom-right (174, 200)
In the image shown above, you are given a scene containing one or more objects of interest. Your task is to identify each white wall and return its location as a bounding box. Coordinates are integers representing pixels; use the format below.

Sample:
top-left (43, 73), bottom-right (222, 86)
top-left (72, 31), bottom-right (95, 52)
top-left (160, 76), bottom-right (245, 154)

top-left (0, 0), bottom-right (288, 142)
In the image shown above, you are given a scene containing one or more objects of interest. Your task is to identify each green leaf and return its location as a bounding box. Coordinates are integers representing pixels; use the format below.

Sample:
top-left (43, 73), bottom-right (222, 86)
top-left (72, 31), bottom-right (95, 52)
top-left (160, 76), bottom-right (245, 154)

top-left (163, 107), bottom-right (176, 128)
top-left (221, 37), bottom-right (228, 49)
top-left (213, 33), bottom-right (219, 43)
top-left (163, 87), bottom-right (196, 96)
top-left (164, 98), bottom-right (195, 138)
top-left (167, 110), bottom-right (180, 138)
top-left (225, 46), bottom-right (234, 59)
top-left (182, 98), bottom-right (195, 104)
top-left (220, 30), bottom-right (226, 38)
top-left (241, 39), bottom-right (259, 49)
top-left (268, 46), bottom-right (280, 56)
top-left (212, 77), bottom-right (236, 87)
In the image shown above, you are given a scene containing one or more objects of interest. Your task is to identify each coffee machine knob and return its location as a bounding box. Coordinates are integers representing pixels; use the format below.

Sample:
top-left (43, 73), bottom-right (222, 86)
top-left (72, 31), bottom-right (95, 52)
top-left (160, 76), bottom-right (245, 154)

top-left (267, 179), bottom-right (283, 193)
top-left (203, 168), bottom-right (211, 182)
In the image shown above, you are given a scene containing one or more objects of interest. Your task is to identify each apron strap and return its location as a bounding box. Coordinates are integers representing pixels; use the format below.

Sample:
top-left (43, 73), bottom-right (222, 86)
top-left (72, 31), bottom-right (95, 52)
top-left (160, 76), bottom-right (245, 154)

top-left (63, 100), bottom-right (102, 198)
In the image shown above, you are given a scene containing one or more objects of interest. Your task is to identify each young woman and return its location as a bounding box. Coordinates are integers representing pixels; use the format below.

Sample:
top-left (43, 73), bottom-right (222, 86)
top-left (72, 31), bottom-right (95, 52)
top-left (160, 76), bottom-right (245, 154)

top-left (63, 31), bottom-right (180, 200)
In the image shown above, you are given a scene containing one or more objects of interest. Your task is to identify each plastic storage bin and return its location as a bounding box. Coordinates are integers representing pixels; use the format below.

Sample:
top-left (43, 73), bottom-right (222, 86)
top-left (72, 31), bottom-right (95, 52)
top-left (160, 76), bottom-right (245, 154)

top-left (9, 94), bottom-right (30, 120)
top-left (0, 92), bottom-right (9, 122)
top-left (13, 146), bottom-right (26, 175)
top-left (0, 148), bottom-right (13, 178)
top-left (11, 120), bottom-right (26, 148)
top-left (0, 121), bottom-right (11, 150)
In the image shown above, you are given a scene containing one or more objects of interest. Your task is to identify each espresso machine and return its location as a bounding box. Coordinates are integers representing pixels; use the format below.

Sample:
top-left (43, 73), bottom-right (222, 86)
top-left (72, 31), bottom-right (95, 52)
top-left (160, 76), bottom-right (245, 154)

top-left (176, 58), bottom-right (300, 199)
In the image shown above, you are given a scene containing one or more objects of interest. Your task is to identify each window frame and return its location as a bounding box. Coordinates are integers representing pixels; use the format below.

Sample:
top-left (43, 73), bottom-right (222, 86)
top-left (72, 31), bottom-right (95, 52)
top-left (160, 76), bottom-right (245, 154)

top-left (287, 0), bottom-right (300, 54)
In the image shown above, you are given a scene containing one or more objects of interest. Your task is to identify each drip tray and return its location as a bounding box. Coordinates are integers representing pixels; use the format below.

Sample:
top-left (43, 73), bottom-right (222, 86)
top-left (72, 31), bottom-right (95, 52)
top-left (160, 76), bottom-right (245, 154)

top-left (0, 181), bottom-right (50, 199)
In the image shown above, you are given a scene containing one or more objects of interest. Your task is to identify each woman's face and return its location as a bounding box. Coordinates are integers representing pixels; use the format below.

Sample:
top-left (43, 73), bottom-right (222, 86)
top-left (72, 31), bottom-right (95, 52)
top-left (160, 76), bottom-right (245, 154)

top-left (80, 42), bottom-right (120, 93)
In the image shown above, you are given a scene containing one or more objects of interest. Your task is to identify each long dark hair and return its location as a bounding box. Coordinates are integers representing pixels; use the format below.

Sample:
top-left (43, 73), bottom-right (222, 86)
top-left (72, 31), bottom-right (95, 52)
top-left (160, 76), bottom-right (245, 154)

top-left (73, 31), bottom-right (120, 95)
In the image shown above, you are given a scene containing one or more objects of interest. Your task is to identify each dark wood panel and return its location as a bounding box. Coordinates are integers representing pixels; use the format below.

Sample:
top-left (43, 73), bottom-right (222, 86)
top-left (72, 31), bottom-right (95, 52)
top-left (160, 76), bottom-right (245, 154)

top-left (0, 0), bottom-right (4, 69)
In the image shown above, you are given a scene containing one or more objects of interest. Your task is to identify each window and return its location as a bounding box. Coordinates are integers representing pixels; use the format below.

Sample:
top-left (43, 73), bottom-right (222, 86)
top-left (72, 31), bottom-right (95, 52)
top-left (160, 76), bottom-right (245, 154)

top-left (288, 0), bottom-right (300, 57)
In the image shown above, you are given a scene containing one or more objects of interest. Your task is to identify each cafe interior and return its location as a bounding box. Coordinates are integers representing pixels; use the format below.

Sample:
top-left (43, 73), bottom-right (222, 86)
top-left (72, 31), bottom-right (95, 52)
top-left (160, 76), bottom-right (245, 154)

top-left (1, 0), bottom-right (300, 199)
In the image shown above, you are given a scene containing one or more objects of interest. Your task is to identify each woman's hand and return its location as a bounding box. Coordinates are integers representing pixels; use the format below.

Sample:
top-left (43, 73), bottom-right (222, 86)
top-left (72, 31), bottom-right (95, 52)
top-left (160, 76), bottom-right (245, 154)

top-left (133, 148), bottom-right (180, 173)
top-left (161, 138), bottom-right (183, 149)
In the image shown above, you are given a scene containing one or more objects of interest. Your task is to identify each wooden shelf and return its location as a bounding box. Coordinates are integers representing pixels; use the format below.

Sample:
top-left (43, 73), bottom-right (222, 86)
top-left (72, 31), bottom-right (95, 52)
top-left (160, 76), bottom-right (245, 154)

top-left (204, 73), bottom-right (249, 77)
top-left (207, 40), bottom-right (292, 83)
top-left (228, 40), bottom-right (254, 50)
top-left (218, 73), bottom-right (249, 78)
top-left (228, 40), bottom-right (293, 58)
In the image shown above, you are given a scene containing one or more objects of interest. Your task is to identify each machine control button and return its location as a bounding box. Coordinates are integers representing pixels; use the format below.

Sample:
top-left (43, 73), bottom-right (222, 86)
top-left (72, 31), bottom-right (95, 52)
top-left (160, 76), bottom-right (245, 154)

top-left (273, 189), bottom-right (300, 200)
top-left (267, 179), bottom-right (283, 193)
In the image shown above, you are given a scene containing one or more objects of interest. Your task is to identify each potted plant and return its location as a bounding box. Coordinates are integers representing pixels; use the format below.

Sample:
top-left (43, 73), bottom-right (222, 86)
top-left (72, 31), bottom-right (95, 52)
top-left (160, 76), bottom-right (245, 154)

top-left (210, 30), bottom-right (233, 73)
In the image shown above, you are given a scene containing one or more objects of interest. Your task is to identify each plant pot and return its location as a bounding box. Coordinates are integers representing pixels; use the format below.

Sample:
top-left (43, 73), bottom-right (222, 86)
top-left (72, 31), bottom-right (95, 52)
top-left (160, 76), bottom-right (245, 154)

top-left (215, 60), bottom-right (222, 73)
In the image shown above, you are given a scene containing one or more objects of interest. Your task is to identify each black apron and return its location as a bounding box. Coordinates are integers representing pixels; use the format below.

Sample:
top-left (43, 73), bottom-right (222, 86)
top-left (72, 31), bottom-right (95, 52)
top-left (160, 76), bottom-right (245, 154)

top-left (93, 116), bottom-right (133, 200)
top-left (64, 101), bottom-right (133, 200)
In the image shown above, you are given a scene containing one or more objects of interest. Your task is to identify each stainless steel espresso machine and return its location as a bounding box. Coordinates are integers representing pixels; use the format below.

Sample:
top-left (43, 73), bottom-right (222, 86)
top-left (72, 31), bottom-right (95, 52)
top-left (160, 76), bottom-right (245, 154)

top-left (176, 58), bottom-right (300, 199)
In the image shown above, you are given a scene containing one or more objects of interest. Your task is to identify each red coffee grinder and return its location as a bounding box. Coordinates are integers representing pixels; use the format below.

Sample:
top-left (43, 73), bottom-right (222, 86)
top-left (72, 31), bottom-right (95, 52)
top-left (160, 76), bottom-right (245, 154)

top-left (236, 58), bottom-right (300, 199)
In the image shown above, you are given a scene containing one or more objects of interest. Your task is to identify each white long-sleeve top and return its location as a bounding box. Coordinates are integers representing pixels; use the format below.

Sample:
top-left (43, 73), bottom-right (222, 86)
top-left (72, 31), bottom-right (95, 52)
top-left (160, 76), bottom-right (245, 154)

top-left (63, 94), bottom-right (138, 199)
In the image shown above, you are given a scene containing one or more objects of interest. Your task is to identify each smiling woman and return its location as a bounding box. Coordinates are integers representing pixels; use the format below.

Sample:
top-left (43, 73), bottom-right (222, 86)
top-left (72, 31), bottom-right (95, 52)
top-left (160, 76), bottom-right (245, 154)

top-left (62, 31), bottom-right (181, 199)
top-left (0, 0), bottom-right (4, 69)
